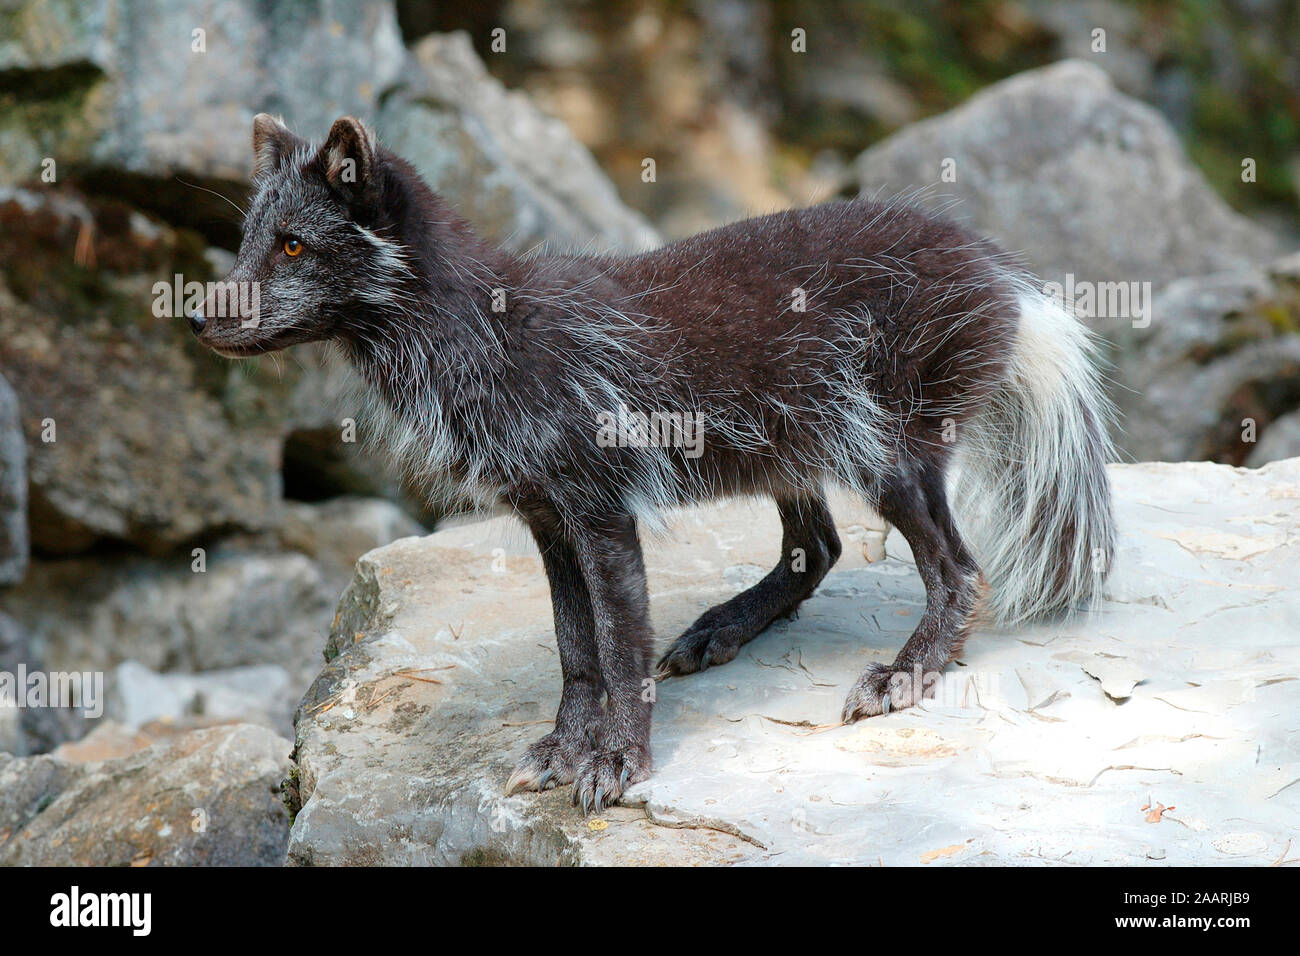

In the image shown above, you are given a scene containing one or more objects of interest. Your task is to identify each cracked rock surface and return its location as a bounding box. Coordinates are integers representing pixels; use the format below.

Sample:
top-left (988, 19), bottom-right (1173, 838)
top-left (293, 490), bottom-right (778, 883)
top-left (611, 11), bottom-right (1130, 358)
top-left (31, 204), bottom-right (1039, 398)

top-left (289, 464), bottom-right (1299, 866)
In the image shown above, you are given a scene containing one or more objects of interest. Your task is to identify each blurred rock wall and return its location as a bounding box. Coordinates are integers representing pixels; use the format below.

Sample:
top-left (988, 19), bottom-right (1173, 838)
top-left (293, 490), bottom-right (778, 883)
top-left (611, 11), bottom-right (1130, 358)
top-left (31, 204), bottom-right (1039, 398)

top-left (0, 0), bottom-right (656, 768)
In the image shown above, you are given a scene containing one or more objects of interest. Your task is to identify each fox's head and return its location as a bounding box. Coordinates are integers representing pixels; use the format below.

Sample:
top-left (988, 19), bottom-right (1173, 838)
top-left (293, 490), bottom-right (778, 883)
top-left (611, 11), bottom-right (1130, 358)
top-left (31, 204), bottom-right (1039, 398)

top-left (191, 114), bottom-right (416, 357)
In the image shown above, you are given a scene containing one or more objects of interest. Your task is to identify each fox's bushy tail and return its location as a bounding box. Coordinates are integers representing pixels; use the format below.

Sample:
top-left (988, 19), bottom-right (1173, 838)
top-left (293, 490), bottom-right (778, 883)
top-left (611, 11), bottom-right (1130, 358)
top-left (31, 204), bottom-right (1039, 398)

top-left (952, 283), bottom-right (1117, 626)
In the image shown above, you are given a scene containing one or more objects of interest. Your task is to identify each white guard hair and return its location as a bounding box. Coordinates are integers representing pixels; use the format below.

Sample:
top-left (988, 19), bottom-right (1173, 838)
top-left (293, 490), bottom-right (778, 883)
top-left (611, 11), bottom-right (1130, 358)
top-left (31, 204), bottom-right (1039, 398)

top-left (951, 279), bottom-right (1117, 625)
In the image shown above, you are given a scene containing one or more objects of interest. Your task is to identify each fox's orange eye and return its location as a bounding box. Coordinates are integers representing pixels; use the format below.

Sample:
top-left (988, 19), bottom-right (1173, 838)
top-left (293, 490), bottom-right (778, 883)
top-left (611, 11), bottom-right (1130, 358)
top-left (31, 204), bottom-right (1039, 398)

top-left (283, 238), bottom-right (303, 257)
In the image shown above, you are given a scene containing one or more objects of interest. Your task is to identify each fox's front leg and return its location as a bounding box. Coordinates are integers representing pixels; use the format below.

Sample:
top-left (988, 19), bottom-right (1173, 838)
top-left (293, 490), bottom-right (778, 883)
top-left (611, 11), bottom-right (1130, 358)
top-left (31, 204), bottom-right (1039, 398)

top-left (567, 511), bottom-right (654, 813)
top-left (506, 504), bottom-right (605, 795)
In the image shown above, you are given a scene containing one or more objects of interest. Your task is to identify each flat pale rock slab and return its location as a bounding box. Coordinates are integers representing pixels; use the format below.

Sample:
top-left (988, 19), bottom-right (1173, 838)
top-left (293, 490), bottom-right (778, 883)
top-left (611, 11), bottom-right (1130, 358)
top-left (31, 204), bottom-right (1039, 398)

top-left (289, 464), bottom-right (1300, 866)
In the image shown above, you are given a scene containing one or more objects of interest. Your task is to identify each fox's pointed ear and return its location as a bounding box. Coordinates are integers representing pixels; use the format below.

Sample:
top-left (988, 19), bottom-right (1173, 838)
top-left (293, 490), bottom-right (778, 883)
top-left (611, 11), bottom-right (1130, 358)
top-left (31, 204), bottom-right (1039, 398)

top-left (318, 116), bottom-right (376, 200)
top-left (251, 113), bottom-right (302, 178)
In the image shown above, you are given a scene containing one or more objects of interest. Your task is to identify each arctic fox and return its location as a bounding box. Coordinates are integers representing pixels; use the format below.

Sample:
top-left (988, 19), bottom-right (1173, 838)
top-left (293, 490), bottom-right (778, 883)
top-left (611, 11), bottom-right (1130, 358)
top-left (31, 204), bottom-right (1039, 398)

top-left (193, 115), bottom-right (1116, 812)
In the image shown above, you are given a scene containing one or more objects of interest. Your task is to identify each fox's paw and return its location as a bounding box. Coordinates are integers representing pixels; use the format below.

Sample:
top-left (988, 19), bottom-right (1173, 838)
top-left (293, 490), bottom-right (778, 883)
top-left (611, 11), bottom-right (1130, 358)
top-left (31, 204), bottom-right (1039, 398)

top-left (656, 619), bottom-right (749, 676)
top-left (841, 663), bottom-right (930, 723)
top-left (505, 728), bottom-right (594, 795)
top-left (571, 743), bottom-right (651, 814)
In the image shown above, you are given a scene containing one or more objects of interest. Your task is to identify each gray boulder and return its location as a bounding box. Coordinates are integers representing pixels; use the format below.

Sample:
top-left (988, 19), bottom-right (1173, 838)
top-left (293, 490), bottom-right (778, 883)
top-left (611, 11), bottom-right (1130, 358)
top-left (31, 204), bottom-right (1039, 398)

top-left (0, 1), bottom-right (655, 254)
top-left (0, 723), bottom-right (291, 866)
top-left (1114, 252), bottom-right (1300, 463)
top-left (379, 31), bottom-right (657, 254)
top-left (2, 548), bottom-right (333, 689)
top-left (0, 610), bottom-right (85, 755)
top-left (0, 189), bottom-right (419, 555)
top-left (0, 0), bottom-right (404, 184)
top-left (0, 612), bottom-right (22, 755)
top-left (851, 60), bottom-right (1278, 295)
top-left (277, 495), bottom-right (426, 586)
top-left (49, 720), bottom-right (180, 762)
top-left (1023, 0), bottom-right (1155, 97)
top-left (0, 373), bottom-right (26, 585)
top-left (0, 188), bottom-right (291, 554)
top-left (107, 660), bottom-right (296, 737)
top-left (1247, 409), bottom-right (1300, 466)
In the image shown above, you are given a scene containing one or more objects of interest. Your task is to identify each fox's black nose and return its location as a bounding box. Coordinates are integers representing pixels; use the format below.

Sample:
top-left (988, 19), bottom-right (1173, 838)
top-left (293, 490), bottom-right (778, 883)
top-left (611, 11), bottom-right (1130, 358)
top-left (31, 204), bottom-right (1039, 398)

top-left (188, 310), bottom-right (206, 336)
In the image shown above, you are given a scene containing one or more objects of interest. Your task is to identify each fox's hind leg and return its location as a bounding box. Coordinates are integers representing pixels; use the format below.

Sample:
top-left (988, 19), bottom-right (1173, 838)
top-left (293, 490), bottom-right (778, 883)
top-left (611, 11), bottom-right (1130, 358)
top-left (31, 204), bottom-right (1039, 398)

top-left (506, 501), bottom-right (605, 795)
top-left (842, 458), bottom-right (985, 722)
top-left (657, 491), bottom-right (841, 676)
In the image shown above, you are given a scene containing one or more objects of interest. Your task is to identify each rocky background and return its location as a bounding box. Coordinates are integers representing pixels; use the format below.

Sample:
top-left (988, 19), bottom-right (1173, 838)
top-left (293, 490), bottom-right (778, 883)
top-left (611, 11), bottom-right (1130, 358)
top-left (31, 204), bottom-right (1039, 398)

top-left (0, 0), bottom-right (1297, 865)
